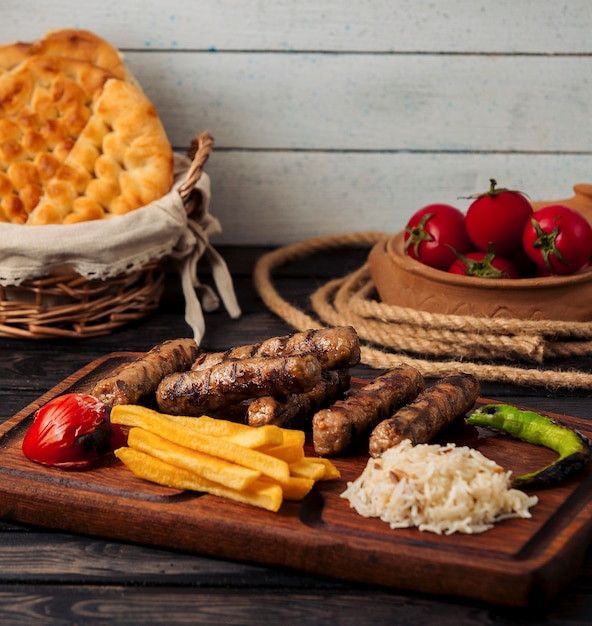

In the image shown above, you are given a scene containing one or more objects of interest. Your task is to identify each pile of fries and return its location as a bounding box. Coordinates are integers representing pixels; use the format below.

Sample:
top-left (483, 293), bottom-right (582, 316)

top-left (111, 405), bottom-right (340, 512)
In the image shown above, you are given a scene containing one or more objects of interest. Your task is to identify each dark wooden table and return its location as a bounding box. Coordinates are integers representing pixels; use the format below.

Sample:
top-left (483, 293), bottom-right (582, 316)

top-left (0, 245), bottom-right (591, 625)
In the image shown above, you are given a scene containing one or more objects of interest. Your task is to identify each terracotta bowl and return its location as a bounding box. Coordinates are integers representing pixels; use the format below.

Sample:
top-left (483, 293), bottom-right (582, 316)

top-left (368, 231), bottom-right (592, 321)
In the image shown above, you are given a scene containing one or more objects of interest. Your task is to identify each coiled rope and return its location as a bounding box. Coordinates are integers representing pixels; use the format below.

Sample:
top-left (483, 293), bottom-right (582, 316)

top-left (253, 231), bottom-right (592, 390)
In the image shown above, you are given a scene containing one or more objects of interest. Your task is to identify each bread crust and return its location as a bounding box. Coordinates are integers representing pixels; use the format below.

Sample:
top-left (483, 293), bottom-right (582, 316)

top-left (0, 29), bottom-right (128, 80)
top-left (0, 40), bottom-right (173, 225)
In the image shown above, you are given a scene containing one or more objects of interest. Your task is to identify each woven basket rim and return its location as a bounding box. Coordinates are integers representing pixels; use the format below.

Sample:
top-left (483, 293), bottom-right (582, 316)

top-left (0, 261), bottom-right (165, 339)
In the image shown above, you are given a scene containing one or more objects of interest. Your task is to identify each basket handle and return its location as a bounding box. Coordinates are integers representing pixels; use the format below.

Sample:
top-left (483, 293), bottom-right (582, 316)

top-left (178, 131), bottom-right (214, 213)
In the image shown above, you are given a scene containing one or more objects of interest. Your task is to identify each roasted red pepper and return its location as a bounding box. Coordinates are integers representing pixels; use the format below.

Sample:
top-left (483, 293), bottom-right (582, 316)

top-left (22, 393), bottom-right (125, 470)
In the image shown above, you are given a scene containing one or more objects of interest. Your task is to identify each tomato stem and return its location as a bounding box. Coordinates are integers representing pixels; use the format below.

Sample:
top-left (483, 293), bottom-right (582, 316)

top-left (451, 242), bottom-right (512, 278)
top-left (529, 216), bottom-right (569, 273)
top-left (463, 179), bottom-right (530, 201)
top-left (404, 213), bottom-right (435, 257)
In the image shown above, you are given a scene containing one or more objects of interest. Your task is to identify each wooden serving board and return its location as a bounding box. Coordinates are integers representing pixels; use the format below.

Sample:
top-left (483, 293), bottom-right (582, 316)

top-left (0, 353), bottom-right (591, 607)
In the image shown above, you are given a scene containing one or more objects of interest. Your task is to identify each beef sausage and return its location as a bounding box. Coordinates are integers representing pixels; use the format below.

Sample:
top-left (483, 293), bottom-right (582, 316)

top-left (247, 369), bottom-right (351, 428)
top-left (368, 373), bottom-right (481, 457)
top-left (191, 326), bottom-right (360, 372)
top-left (91, 338), bottom-right (200, 407)
top-left (157, 354), bottom-right (323, 415)
top-left (312, 365), bottom-right (425, 457)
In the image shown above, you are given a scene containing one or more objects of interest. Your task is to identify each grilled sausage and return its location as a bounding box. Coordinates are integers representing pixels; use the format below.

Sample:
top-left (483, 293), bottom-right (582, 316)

top-left (368, 373), bottom-right (481, 457)
top-left (91, 338), bottom-right (200, 407)
top-left (247, 369), bottom-right (351, 428)
top-left (191, 326), bottom-right (360, 372)
top-left (312, 365), bottom-right (425, 456)
top-left (157, 354), bottom-right (323, 415)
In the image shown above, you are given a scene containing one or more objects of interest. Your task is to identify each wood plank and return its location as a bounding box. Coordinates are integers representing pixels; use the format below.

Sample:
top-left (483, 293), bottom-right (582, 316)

top-left (4, 0), bottom-right (592, 53)
top-left (123, 52), bottom-right (592, 152)
top-left (204, 151), bottom-right (592, 244)
top-left (2, 581), bottom-right (592, 626)
top-left (0, 533), bottom-right (326, 585)
top-left (0, 585), bottom-right (518, 626)
top-left (1, 355), bottom-right (591, 606)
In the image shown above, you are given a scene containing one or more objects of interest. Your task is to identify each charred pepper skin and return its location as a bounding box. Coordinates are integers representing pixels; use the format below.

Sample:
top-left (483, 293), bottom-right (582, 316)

top-left (467, 403), bottom-right (591, 488)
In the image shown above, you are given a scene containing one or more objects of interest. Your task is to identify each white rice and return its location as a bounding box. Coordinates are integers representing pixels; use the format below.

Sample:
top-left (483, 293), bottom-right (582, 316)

top-left (341, 440), bottom-right (538, 535)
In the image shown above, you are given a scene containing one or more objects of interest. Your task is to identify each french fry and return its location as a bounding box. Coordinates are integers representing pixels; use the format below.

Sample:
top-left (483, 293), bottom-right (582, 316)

top-left (116, 447), bottom-right (283, 512)
top-left (262, 475), bottom-right (315, 501)
top-left (312, 456), bottom-right (341, 480)
top-left (281, 476), bottom-right (315, 500)
top-left (112, 405), bottom-right (284, 448)
top-left (127, 427), bottom-right (261, 491)
top-left (112, 404), bottom-right (339, 512)
top-left (111, 406), bottom-right (290, 482)
top-left (224, 424), bottom-right (284, 449)
top-left (276, 428), bottom-right (306, 447)
top-left (263, 441), bottom-right (305, 464)
top-left (259, 426), bottom-right (307, 462)
top-left (168, 414), bottom-right (284, 448)
top-left (166, 412), bottom-right (253, 436)
top-left (289, 458), bottom-right (327, 481)
top-left (112, 405), bottom-right (245, 435)
top-left (112, 405), bottom-right (241, 436)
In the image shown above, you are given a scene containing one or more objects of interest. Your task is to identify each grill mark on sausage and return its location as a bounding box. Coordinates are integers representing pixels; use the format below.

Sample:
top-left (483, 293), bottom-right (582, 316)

top-left (368, 373), bottom-right (481, 458)
top-left (156, 354), bottom-right (323, 415)
top-left (91, 338), bottom-right (200, 407)
top-left (312, 365), bottom-right (425, 457)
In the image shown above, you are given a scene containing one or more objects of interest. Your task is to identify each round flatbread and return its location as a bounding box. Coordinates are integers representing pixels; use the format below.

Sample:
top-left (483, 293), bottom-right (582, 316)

top-left (0, 54), bottom-right (173, 224)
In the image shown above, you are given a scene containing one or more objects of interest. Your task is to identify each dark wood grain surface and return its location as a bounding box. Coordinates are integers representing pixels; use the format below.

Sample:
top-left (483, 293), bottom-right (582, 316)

top-left (0, 244), bottom-right (591, 625)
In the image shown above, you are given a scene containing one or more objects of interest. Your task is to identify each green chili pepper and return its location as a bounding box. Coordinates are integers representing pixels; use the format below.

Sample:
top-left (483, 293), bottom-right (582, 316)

top-left (466, 403), bottom-right (590, 488)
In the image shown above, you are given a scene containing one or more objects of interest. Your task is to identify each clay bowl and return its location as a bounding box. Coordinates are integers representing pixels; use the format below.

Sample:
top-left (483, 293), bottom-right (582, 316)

top-left (368, 231), bottom-right (592, 321)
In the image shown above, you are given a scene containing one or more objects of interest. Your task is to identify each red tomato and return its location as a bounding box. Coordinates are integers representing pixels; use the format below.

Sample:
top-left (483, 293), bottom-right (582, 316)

top-left (522, 205), bottom-right (592, 275)
top-left (449, 244), bottom-right (520, 279)
top-left (404, 204), bottom-right (472, 270)
top-left (508, 245), bottom-right (537, 278)
top-left (22, 393), bottom-right (125, 470)
top-left (535, 258), bottom-right (592, 277)
top-left (464, 179), bottom-right (533, 256)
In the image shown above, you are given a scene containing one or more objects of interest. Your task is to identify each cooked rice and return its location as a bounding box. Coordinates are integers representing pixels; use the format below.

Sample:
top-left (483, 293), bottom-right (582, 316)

top-left (341, 440), bottom-right (538, 535)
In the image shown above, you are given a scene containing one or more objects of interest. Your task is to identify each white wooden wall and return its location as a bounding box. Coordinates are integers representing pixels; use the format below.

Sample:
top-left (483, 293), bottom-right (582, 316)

top-left (3, 1), bottom-right (592, 245)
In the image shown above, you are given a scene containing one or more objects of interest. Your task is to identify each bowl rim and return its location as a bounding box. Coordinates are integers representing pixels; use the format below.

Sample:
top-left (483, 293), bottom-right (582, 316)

top-left (387, 231), bottom-right (592, 290)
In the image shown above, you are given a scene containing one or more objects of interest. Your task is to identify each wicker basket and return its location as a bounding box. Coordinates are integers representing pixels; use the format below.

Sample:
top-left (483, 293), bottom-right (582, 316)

top-left (0, 132), bottom-right (213, 340)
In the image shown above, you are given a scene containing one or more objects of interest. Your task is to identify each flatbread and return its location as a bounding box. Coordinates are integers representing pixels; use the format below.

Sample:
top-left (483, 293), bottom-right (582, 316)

top-left (0, 33), bottom-right (173, 225)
